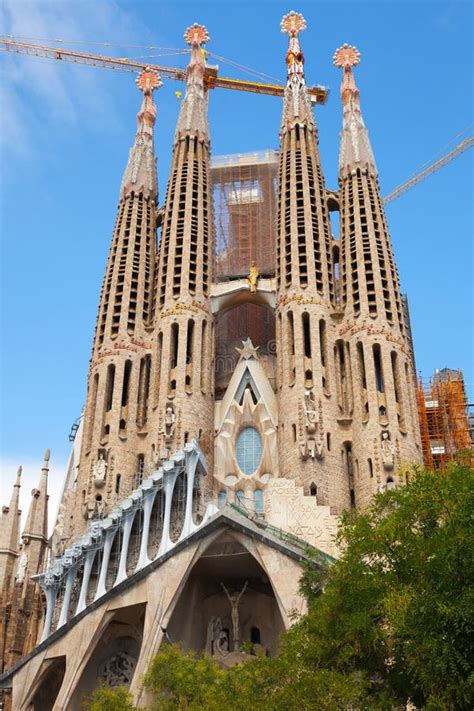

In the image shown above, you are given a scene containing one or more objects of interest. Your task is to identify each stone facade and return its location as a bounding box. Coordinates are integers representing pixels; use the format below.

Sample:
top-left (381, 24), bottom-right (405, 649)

top-left (0, 14), bottom-right (422, 709)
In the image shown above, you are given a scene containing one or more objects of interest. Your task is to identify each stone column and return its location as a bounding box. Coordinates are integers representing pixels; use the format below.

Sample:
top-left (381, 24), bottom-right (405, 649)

top-left (114, 508), bottom-right (136, 586)
top-left (76, 548), bottom-right (97, 614)
top-left (94, 526), bottom-right (118, 600)
top-left (57, 564), bottom-right (79, 629)
top-left (135, 486), bottom-right (157, 572)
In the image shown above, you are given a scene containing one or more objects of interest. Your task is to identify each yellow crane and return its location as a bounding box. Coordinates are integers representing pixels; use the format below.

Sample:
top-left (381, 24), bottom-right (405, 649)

top-left (1, 36), bottom-right (472, 203)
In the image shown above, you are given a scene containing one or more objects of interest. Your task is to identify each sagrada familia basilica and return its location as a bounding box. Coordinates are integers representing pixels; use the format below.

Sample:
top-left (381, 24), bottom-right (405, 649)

top-left (0, 13), bottom-right (422, 709)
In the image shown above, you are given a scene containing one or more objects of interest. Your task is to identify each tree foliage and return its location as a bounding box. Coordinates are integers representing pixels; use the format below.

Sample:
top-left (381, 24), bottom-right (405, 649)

top-left (85, 683), bottom-right (137, 711)
top-left (87, 464), bottom-right (474, 711)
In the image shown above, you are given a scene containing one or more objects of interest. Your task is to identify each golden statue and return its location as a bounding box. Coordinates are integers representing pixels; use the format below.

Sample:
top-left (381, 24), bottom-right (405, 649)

top-left (247, 261), bottom-right (259, 293)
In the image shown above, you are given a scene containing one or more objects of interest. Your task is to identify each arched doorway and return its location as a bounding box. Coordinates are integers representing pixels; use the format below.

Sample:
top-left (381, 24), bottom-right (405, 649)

top-left (27, 656), bottom-right (66, 710)
top-left (68, 603), bottom-right (145, 710)
top-left (166, 532), bottom-right (285, 657)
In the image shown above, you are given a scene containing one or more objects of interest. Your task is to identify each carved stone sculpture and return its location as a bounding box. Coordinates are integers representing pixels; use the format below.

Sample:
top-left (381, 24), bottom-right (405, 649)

top-left (15, 552), bottom-right (28, 584)
top-left (100, 652), bottom-right (136, 687)
top-left (300, 390), bottom-right (324, 460)
top-left (93, 453), bottom-right (107, 488)
top-left (221, 580), bottom-right (248, 652)
top-left (247, 261), bottom-right (259, 293)
top-left (381, 430), bottom-right (395, 470)
top-left (162, 404), bottom-right (176, 442)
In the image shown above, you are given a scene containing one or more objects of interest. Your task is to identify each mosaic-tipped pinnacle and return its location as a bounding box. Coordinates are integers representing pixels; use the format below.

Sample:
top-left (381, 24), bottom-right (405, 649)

top-left (333, 43), bottom-right (361, 68)
top-left (281, 11), bottom-right (307, 36)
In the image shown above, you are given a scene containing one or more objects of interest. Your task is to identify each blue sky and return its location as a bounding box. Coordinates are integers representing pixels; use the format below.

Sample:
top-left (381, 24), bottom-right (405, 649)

top-left (0, 0), bottom-right (472, 525)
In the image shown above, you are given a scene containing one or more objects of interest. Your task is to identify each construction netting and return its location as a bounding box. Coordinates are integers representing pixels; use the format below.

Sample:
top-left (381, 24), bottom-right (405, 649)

top-left (212, 150), bottom-right (278, 278)
top-left (211, 150), bottom-right (278, 397)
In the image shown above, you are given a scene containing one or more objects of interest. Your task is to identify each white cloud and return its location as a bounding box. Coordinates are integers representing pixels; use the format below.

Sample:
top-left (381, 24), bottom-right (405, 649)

top-left (1, 454), bottom-right (67, 538)
top-left (0, 0), bottom-right (159, 157)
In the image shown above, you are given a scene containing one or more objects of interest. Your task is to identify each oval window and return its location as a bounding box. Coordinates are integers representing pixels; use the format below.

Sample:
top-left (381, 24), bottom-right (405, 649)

top-left (236, 427), bottom-right (262, 475)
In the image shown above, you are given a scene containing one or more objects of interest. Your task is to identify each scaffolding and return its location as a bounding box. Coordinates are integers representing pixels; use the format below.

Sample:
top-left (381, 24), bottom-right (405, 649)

top-left (211, 151), bottom-right (278, 397)
top-left (417, 368), bottom-right (473, 469)
top-left (212, 150), bottom-right (278, 278)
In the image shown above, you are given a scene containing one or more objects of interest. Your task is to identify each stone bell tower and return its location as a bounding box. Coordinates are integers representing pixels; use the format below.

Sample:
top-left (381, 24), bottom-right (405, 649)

top-left (275, 12), bottom-right (344, 508)
top-left (72, 68), bottom-right (162, 536)
top-left (334, 44), bottom-right (421, 506)
top-left (150, 24), bottom-right (215, 480)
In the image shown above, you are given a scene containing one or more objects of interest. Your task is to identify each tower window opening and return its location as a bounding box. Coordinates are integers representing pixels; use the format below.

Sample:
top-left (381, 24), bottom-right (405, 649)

top-left (105, 364), bottom-right (115, 412)
top-left (287, 311), bottom-right (295, 386)
top-left (391, 351), bottom-right (406, 430)
top-left (302, 312), bottom-right (312, 358)
top-left (292, 424), bottom-right (297, 442)
top-left (154, 332), bottom-right (163, 405)
top-left (170, 323), bottom-right (179, 369)
top-left (115, 474), bottom-right (121, 494)
top-left (186, 320), bottom-right (195, 364)
top-left (368, 458), bottom-right (374, 478)
top-left (356, 342), bottom-right (369, 419)
top-left (121, 360), bottom-right (132, 407)
top-left (309, 482), bottom-right (317, 497)
top-left (200, 320), bottom-right (207, 394)
top-left (137, 355), bottom-right (151, 426)
top-left (86, 373), bottom-right (99, 449)
top-left (326, 432), bottom-right (331, 450)
top-left (373, 344), bottom-right (385, 393)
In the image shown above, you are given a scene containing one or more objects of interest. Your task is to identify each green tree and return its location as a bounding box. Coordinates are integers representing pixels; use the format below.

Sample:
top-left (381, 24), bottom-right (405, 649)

top-left (289, 463), bottom-right (474, 709)
top-left (87, 464), bottom-right (474, 710)
top-left (85, 683), bottom-right (137, 711)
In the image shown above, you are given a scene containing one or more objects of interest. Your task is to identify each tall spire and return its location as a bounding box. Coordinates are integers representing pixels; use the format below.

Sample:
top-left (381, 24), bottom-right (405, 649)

top-left (0, 467), bottom-right (22, 587)
top-left (280, 11), bottom-right (315, 134)
top-left (333, 44), bottom-right (376, 176)
top-left (22, 450), bottom-right (49, 546)
top-left (175, 23), bottom-right (210, 142)
top-left (120, 68), bottom-right (162, 200)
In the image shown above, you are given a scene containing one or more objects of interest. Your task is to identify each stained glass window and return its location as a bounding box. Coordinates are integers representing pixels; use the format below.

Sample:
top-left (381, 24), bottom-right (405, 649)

top-left (236, 427), bottom-right (262, 475)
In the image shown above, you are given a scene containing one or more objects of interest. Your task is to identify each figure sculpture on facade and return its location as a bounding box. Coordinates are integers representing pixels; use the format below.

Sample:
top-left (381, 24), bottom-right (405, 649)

top-left (247, 261), bottom-right (259, 294)
top-left (163, 404), bottom-right (176, 442)
top-left (15, 552), bottom-right (28, 584)
top-left (207, 616), bottom-right (229, 656)
top-left (300, 390), bottom-right (324, 460)
top-left (221, 580), bottom-right (248, 651)
top-left (93, 453), bottom-right (107, 487)
top-left (381, 430), bottom-right (395, 470)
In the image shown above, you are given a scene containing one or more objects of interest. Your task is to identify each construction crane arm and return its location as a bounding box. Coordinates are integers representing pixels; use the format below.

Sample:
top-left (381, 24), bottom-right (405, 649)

top-left (0, 38), bottom-right (329, 103)
top-left (383, 136), bottom-right (473, 204)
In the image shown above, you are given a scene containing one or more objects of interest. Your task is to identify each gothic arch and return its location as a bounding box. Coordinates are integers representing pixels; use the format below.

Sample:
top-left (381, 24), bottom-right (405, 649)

top-left (24, 656), bottom-right (66, 711)
top-left (67, 603), bottom-right (146, 710)
top-left (165, 531), bottom-right (285, 656)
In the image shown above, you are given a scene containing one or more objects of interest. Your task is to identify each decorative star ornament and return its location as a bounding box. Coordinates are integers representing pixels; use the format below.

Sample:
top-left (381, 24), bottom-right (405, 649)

top-left (236, 338), bottom-right (259, 360)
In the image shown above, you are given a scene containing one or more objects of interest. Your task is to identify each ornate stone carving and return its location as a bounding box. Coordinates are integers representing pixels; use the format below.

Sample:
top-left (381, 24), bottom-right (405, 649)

top-left (93, 454), bottom-right (107, 488)
top-left (299, 390), bottom-right (324, 460)
top-left (100, 652), bottom-right (136, 687)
